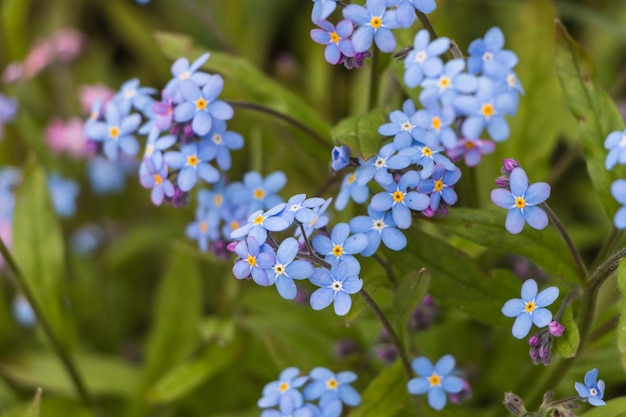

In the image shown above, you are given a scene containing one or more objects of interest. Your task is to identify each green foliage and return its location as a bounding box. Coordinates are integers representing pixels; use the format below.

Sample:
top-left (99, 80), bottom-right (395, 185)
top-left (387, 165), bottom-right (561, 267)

top-left (392, 269), bottom-right (430, 349)
top-left (331, 108), bottom-right (388, 161)
top-left (579, 396), bottom-right (626, 417)
top-left (554, 306), bottom-right (580, 358)
top-left (617, 259), bottom-right (626, 370)
top-left (347, 360), bottom-right (410, 417)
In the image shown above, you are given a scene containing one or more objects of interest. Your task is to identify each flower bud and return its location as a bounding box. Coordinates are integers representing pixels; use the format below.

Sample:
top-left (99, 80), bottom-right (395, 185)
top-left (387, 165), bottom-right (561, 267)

top-left (548, 320), bottom-right (565, 337)
top-left (503, 392), bottom-right (527, 416)
top-left (501, 158), bottom-right (520, 175)
top-left (331, 145), bottom-right (350, 171)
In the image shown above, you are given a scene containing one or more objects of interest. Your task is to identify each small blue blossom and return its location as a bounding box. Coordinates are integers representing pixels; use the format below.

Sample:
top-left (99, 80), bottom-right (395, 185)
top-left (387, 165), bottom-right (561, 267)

top-left (304, 367), bottom-right (361, 413)
top-left (70, 224), bottom-right (104, 256)
top-left (413, 97), bottom-right (457, 149)
top-left (87, 157), bottom-right (126, 195)
top-left (258, 367), bottom-right (309, 411)
top-left (349, 206), bottom-right (407, 256)
top-left (501, 279), bottom-right (559, 339)
top-left (239, 171), bottom-right (287, 215)
top-left (331, 145), bottom-right (351, 171)
top-left (387, 0), bottom-right (436, 28)
top-left (309, 262), bottom-right (363, 316)
top-left (446, 138), bottom-right (495, 167)
top-left (164, 142), bottom-right (219, 192)
top-left (490, 167), bottom-right (550, 234)
top-left (282, 194), bottom-right (326, 225)
top-left (232, 236), bottom-right (275, 286)
top-left (267, 237), bottom-right (314, 300)
top-left (85, 102), bottom-right (141, 160)
top-left (455, 77), bottom-right (517, 141)
top-left (604, 129), bottom-right (626, 170)
top-left (407, 355), bottom-right (464, 410)
top-left (164, 53), bottom-right (212, 99)
top-left (311, 222), bottom-right (367, 271)
top-left (611, 179), bottom-right (626, 229)
top-left (356, 142), bottom-right (412, 186)
top-left (370, 171), bottom-right (430, 229)
top-left (311, 20), bottom-right (356, 65)
top-left (262, 403), bottom-right (319, 417)
top-left (467, 27), bottom-right (518, 78)
top-left (230, 203), bottom-right (290, 243)
top-left (311, 0), bottom-right (338, 23)
top-left (417, 164), bottom-right (461, 211)
top-left (335, 171), bottom-right (369, 211)
top-left (297, 197), bottom-right (333, 241)
top-left (113, 78), bottom-right (156, 115)
top-left (141, 126), bottom-right (177, 171)
top-left (378, 99), bottom-right (421, 150)
top-left (139, 158), bottom-right (175, 206)
top-left (47, 173), bottom-right (80, 218)
top-left (403, 30), bottom-right (450, 88)
top-left (173, 77), bottom-right (234, 136)
top-left (200, 120), bottom-right (244, 170)
top-left (420, 59), bottom-right (478, 107)
top-left (575, 368), bottom-right (606, 407)
top-left (12, 295), bottom-right (36, 327)
top-left (186, 207), bottom-right (220, 251)
top-left (342, 0), bottom-right (399, 53)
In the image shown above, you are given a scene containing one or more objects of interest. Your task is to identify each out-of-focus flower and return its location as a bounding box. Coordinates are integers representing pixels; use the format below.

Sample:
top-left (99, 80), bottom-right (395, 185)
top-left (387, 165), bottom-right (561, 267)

top-left (45, 117), bottom-right (89, 158)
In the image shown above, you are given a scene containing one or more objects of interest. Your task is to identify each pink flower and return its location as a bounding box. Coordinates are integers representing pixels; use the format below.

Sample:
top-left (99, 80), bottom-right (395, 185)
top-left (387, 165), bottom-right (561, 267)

top-left (2, 62), bottom-right (23, 84)
top-left (50, 28), bottom-right (85, 62)
top-left (23, 40), bottom-right (54, 78)
top-left (78, 84), bottom-right (115, 115)
top-left (45, 117), bottom-right (89, 158)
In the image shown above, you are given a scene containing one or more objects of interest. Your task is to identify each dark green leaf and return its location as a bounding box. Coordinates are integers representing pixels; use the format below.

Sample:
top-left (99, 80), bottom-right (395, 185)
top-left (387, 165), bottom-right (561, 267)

top-left (392, 269), bottom-right (430, 348)
top-left (347, 360), bottom-right (410, 417)
top-left (12, 161), bottom-right (72, 346)
top-left (432, 207), bottom-right (580, 284)
top-left (142, 246), bottom-right (202, 385)
top-left (0, 353), bottom-right (139, 398)
top-left (154, 31), bottom-right (331, 157)
top-left (331, 108), bottom-right (388, 161)
top-left (579, 397), bottom-right (626, 417)
top-left (147, 345), bottom-right (236, 404)
top-left (553, 306), bottom-right (580, 358)
top-left (554, 20), bottom-right (626, 219)
top-left (617, 259), bottom-right (626, 370)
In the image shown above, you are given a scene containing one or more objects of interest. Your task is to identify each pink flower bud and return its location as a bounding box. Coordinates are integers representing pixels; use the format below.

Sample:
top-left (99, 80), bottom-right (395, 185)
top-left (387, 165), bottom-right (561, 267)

top-left (548, 320), bottom-right (565, 337)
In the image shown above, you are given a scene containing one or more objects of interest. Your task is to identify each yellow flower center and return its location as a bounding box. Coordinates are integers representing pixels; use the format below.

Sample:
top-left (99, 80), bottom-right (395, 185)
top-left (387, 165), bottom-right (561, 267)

top-left (253, 215), bottom-right (265, 225)
top-left (230, 220), bottom-right (240, 231)
top-left (438, 76), bottom-right (451, 89)
top-left (330, 31), bottom-right (340, 44)
top-left (370, 16), bottom-right (382, 29)
top-left (525, 301), bottom-right (535, 313)
top-left (431, 116), bottom-right (442, 130)
top-left (434, 179), bottom-right (444, 192)
top-left (347, 174), bottom-right (356, 185)
top-left (421, 147), bottom-right (433, 157)
top-left (247, 255), bottom-right (257, 267)
top-left (253, 188), bottom-right (265, 199)
top-left (213, 194), bottom-right (224, 206)
top-left (278, 382), bottom-right (290, 393)
top-left (145, 144), bottom-right (154, 156)
top-left (332, 245), bottom-right (343, 257)
top-left (393, 191), bottom-right (405, 203)
top-left (429, 373), bottom-right (442, 387)
top-left (515, 197), bottom-right (526, 209)
top-left (109, 126), bottom-right (120, 139)
top-left (199, 221), bottom-right (208, 233)
top-left (326, 378), bottom-right (339, 390)
top-left (481, 103), bottom-right (495, 118)
top-left (195, 98), bottom-right (207, 110)
top-left (187, 154), bottom-right (199, 167)
top-left (180, 71), bottom-right (190, 80)
top-left (465, 141), bottom-right (476, 150)
top-left (273, 263), bottom-right (285, 276)
top-left (153, 174), bottom-right (163, 185)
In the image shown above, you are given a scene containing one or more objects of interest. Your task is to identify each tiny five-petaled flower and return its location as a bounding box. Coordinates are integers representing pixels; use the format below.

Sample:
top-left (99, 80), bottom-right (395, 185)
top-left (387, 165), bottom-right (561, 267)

top-left (501, 279), bottom-right (559, 339)
top-left (575, 368), bottom-right (606, 407)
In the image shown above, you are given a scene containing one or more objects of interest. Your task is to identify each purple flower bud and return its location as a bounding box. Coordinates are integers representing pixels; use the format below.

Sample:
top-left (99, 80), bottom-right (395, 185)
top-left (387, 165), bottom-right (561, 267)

top-left (501, 158), bottom-right (520, 175)
top-left (334, 339), bottom-right (359, 358)
top-left (495, 175), bottom-right (510, 188)
top-left (375, 344), bottom-right (397, 363)
top-left (331, 145), bottom-right (350, 171)
top-left (528, 334), bottom-right (540, 346)
top-left (548, 320), bottom-right (565, 337)
top-left (341, 51), bottom-right (371, 70)
top-left (448, 379), bottom-right (472, 404)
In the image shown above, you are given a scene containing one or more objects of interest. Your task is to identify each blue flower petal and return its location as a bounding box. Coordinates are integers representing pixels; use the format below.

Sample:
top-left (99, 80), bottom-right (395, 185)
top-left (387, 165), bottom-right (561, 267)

top-left (523, 205), bottom-right (549, 230)
top-left (511, 313), bottom-right (532, 339)
top-left (310, 288), bottom-right (334, 310)
top-left (505, 208), bottom-right (525, 234)
top-left (407, 377), bottom-right (429, 394)
top-left (501, 298), bottom-right (525, 317)
top-left (427, 386), bottom-right (447, 410)
top-left (333, 291), bottom-right (352, 316)
top-left (531, 307), bottom-right (552, 328)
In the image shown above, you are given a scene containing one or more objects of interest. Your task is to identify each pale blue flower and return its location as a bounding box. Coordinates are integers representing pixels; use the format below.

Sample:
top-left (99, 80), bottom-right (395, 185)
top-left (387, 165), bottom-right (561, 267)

top-left (575, 368), bottom-right (606, 407)
top-left (407, 355), bottom-right (464, 410)
top-left (309, 262), bottom-right (363, 316)
top-left (501, 279), bottom-right (559, 339)
top-left (342, 0), bottom-right (399, 53)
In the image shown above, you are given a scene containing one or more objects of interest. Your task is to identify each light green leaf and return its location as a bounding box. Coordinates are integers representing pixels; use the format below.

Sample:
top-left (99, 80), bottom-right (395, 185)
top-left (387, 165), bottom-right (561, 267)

top-left (12, 161), bottom-right (72, 346)
top-left (432, 207), bottom-right (580, 284)
top-left (554, 20), bottom-right (626, 219)
top-left (392, 269), bottom-right (430, 348)
top-left (347, 360), bottom-right (410, 417)
top-left (331, 108), bottom-right (388, 161)
top-left (142, 246), bottom-right (202, 385)
top-left (553, 306), bottom-right (580, 358)
top-left (617, 259), bottom-right (626, 370)
top-left (579, 396), bottom-right (626, 417)
top-left (147, 345), bottom-right (235, 404)
top-left (154, 31), bottom-right (331, 157)
top-left (0, 352), bottom-right (139, 398)
top-left (21, 389), bottom-right (41, 417)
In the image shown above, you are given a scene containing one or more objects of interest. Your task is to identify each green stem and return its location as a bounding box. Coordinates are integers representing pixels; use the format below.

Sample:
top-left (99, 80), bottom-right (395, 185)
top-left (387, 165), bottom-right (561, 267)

top-left (359, 288), bottom-right (413, 378)
top-left (591, 226), bottom-right (623, 271)
top-left (367, 47), bottom-right (380, 111)
top-left (0, 237), bottom-right (95, 409)
top-left (226, 101), bottom-right (331, 148)
top-left (372, 253), bottom-right (398, 287)
top-left (539, 202), bottom-right (587, 284)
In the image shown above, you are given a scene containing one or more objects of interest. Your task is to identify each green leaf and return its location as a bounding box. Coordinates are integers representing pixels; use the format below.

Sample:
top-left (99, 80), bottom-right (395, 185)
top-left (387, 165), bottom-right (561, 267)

top-left (331, 108), bottom-right (388, 161)
top-left (21, 389), bottom-right (41, 417)
top-left (553, 306), bottom-right (580, 358)
top-left (12, 161), bottom-right (72, 346)
top-left (387, 223), bottom-right (520, 325)
top-left (392, 269), bottom-right (430, 348)
top-left (141, 246), bottom-right (202, 386)
top-left (147, 345), bottom-right (236, 404)
top-left (347, 360), bottom-right (410, 417)
top-left (554, 20), bottom-right (626, 219)
top-left (0, 352), bottom-right (139, 398)
top-left (154, 31), bottom-right (331, 156)
top-left (617, 259), bottom-right (626, 370)
top-left (579, 396), bottom-right (626, 417)
top-left (432, 207), bottom-right (580, 284)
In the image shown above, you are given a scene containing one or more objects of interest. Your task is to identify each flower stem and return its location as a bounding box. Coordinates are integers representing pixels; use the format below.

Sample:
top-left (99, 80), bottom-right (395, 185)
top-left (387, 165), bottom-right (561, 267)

top-left (358, 288), bottom-right (413, 378)
top-left (372, 253), bottom-right (398, 287)
top-left (226, 101), bottom-right (331, 148)
top-left (539, 202), bottom-right (587, 284)
top-left (0, 237), bottom-right (94, 409)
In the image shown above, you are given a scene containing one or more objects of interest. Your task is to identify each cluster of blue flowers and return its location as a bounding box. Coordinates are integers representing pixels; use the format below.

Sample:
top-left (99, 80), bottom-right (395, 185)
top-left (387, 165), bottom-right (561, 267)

top-left (258, 366), bottom-right (361, 417)
top-left (604, 128), bottom-right (626, 228)
top-left (83, 53), bottom-right (242, 207)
